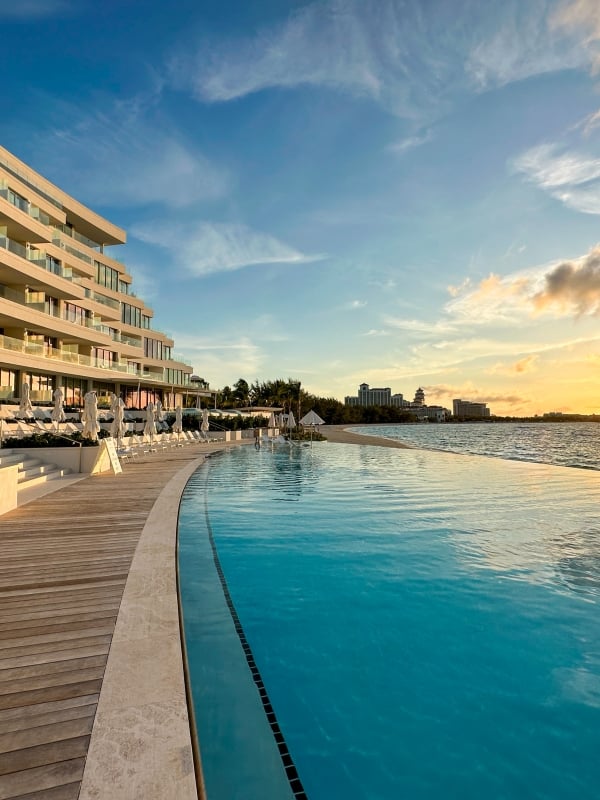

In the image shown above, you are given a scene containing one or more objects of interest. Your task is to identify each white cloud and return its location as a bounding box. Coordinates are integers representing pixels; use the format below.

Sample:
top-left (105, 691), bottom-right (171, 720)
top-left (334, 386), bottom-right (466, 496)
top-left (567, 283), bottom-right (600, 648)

top-left (32, 94), bottom-right (227, 209)
top-left (512, 143), bottom-right (600, 188)
top-left (465, 0), bottom-right (589, 91)
top-left (388, 130), bottom-right (433, 154)
top-left (132, 221), bottom-right (323, 276)
top-left (169, 0), bottom-right (481, 119)
top-left (550, 0), bottom-right (600, 72)
top-left (512, 141), bottom-right (600, 215)
top-left (364, 329), bottom-right (390, 336)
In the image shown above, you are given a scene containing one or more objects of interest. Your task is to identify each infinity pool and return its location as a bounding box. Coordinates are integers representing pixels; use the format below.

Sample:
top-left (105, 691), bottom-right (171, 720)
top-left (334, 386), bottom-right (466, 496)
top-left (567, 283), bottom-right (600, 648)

top-left (178, 443), bottom-right (600, 799)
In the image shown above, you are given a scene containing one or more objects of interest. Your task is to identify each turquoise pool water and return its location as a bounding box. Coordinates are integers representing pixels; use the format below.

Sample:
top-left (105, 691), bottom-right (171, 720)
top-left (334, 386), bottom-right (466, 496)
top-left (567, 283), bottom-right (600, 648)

top-left (178, 443), bottom-right (600, 799)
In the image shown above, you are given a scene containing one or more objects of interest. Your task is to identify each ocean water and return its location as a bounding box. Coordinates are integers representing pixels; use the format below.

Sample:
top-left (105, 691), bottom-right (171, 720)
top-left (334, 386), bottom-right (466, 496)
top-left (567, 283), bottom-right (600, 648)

top-left (350, 421), bottom-right (600, 470)
top-left (178, 442), bottom-right (600, 800)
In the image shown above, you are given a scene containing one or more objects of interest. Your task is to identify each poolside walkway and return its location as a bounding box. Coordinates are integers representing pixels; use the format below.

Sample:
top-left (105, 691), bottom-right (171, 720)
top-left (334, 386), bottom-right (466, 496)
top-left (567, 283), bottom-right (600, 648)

top-left (0, 441), bottom-right (245, 800)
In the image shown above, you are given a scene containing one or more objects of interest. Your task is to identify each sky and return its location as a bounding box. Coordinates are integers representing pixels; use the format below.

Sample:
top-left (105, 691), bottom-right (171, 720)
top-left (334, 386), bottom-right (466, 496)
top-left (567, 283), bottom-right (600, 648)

top-left (3, 0), bottom-right (600, 415)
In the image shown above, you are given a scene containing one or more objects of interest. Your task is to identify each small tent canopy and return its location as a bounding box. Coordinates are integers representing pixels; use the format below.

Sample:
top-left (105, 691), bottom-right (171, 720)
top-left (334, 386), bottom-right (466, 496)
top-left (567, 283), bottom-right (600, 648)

top-left (300, 410), bottom-right (325, 426)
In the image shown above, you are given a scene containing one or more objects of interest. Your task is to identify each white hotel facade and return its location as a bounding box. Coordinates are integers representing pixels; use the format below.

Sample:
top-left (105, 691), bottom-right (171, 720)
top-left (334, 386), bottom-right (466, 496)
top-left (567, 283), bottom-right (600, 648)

top-left (0, 145), bottom-right (211, 411)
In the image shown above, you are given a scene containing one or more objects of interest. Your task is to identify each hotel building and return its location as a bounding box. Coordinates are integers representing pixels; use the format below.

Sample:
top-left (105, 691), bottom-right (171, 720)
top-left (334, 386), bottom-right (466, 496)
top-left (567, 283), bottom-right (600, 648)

top-left (0, 145), bottom-right (209, 410)
top-left (452, 399), bottom-right (491, 419)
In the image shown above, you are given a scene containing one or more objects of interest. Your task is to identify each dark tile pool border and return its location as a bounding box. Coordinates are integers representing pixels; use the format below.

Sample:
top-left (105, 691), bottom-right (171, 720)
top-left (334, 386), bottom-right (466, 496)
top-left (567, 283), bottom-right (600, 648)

top-left (179, 455), bottom-right (308, 800)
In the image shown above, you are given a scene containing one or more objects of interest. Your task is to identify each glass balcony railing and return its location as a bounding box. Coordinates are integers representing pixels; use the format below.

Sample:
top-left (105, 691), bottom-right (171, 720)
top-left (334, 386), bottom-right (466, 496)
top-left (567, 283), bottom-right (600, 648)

top-left (52, 233), bottom-right (93, 265)
top-left (0, 184), bottom-right (52, 225)
top-left (83, 288), bottom-right (120, 310)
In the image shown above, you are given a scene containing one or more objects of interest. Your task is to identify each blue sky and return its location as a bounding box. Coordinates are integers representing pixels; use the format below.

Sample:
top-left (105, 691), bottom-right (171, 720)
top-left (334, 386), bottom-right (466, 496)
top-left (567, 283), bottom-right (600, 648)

top-left (3, 0), bottom-right (600, 414)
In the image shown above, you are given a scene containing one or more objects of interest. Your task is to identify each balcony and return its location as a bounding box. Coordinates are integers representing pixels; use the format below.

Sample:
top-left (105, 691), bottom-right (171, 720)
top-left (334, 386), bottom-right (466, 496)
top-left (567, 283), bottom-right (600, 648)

top-left (51, 233), bottom-right (93, 265)
top-left (0, 235), bottom-right (75, 281)
top-left (0, 186), bottom-right (51, 226)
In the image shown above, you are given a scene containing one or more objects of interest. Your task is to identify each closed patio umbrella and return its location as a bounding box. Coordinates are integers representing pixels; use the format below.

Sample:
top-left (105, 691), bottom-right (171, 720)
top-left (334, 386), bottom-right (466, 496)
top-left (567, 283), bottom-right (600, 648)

top-left (144, 402), bottom-right (156, 440)
top-left (201, 408), bottom-right (209, 440)
top-left (110, 396), bottom-right (125, 443)
top-left (51, 387), bottom-right (65, 430)
top-left (173, 405), bottom-right (183, 433)
top-left (19, 382), bottom-right (33, 419)
top-left (82, 391), bottom-right (100, 441)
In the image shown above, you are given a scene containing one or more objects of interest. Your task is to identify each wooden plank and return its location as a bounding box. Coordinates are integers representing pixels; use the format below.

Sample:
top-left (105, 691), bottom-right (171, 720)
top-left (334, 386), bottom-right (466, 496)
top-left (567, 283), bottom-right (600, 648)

top-left (0, 448), bottom-right (210, 798)
top-left (0, 757), bottom-right (86, 799)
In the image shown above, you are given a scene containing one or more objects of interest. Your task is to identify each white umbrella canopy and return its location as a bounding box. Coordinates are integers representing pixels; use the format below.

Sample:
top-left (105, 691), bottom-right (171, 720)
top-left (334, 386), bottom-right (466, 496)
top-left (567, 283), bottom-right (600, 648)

top-left (144, 402), bottom-right (156, 438)
top-left (267, 412), bottom-right (277, 428)
top-left (51, 388), bottom-right (65, 427)
top-left (300, 410), bottom-right (325, 427)
top-left (19, 382), bottom-right (33, 418)
top-left (173, 405), bottom-right (183, 433)
top-left (155, 400), bottom-right (164, 422)
top-left (82, 391), bottom-right (100, 441)
top-left (287, 410), bottom-right (296, 430)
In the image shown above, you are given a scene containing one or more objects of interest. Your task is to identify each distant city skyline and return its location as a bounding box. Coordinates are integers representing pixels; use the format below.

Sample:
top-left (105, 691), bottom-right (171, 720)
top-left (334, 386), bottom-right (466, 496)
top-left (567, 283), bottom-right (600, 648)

top-left (3, 1), bottom-right (600, 415)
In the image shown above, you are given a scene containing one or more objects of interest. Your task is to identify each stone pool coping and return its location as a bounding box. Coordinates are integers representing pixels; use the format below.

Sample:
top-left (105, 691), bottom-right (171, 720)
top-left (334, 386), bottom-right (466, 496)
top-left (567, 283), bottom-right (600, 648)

top-left (79, 456), bottom-right (205, 800)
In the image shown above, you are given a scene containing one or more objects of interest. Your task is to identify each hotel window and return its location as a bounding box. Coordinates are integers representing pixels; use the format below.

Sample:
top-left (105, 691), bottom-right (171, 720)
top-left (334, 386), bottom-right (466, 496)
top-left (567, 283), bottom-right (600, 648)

top-left (144, 337), bottom-right (167, 359)
top-left (121, 303), bottom-right (142, 327)
top-left (63, 377), bottom-right (86, 407)
top-left (95, 261), bottom-right (119, 291)
top-left (64, 302), bottom-right (88, 326)
top-left (0, 368), bottom-right (16, 400)
top-left (142, 314), bottom-right (151, 329)
top-left (91, 347), bottom-right (115, 368)
top-left (127, 360), bottom-right (141, 375)
top-left (46, 255), bottom-right (61, 275)
top-left (45, 295), bottom-right (59, 317)
top-left (29, 373), bottom-right (53, 392)
top-left (119, 280), bottom-right (129, 295)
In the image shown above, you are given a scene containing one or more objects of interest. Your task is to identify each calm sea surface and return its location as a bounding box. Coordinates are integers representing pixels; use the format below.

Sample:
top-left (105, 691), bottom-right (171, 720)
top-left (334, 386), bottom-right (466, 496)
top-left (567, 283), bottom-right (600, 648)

top-left (350, 421), bottom-right (600, 469)
top-left (179, 440), bottom-right (600, 800)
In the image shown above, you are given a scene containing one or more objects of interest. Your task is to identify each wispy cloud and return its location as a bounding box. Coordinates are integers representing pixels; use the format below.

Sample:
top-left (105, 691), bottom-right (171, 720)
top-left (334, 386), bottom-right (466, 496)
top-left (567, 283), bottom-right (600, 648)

top-left (364, 329), bottom-right (390, 336)
top-left (466, 0), bottom-right (588, 91)
top-left (488, 355), bottom-right (539, 375)
top-left (31, 93), bottom-right (227, 209)
top-left (0, 0), bottom-right (71, 19)
top-left (132, 221), bottom-right (323, 276)
top-left (169, 0), bottom-right (485, 119)
top-left (512, 143), bottom-right (600, 189)
top-left (388, 130), bottom-right (433, 154)
top-left (344, 299), bottom-right (367, 310)
top-left (169, 332), bottom-right (266, 383)
top-left (550, 0), bottom-right (600, 72)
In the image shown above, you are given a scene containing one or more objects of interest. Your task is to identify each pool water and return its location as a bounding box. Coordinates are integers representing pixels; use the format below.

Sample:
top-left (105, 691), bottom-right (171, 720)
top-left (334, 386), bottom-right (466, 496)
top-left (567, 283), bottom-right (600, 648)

top-left (178, 443), bottom-right (600, 799)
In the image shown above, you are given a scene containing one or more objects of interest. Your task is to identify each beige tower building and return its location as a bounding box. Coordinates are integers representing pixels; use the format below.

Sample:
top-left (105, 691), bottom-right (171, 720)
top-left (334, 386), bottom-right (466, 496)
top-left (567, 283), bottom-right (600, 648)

top-left (0, 145), bottom-right (208, 410)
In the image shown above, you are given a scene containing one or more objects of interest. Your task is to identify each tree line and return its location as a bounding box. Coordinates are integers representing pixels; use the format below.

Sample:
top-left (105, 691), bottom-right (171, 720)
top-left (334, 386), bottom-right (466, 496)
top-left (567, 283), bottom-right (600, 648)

top-left (215, 378), bottom-right (415, 425)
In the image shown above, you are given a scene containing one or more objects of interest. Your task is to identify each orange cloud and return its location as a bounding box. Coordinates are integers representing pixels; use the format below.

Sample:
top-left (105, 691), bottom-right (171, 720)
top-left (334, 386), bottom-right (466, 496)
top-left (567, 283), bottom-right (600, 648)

top-left (533, 246), bottom-right (600, 315)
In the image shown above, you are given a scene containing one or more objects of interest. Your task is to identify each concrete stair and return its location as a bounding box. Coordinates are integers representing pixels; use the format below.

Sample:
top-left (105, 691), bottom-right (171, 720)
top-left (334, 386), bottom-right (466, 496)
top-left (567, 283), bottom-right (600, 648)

top-left (0, 449), bottom-right (72, 489)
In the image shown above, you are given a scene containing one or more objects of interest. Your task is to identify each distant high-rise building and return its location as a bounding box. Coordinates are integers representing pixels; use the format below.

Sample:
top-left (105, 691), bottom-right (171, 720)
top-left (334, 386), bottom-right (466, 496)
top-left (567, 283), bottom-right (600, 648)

top-left (453, 399), bottom-right (491, 418)
top-left (345, 383), bottom-right (395, 407)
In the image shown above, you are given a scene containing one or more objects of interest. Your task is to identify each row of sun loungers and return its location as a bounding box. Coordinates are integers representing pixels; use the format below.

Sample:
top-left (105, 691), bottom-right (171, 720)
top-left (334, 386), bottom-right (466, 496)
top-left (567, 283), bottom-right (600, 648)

top-left (117, 430), bottom-right (220, 461)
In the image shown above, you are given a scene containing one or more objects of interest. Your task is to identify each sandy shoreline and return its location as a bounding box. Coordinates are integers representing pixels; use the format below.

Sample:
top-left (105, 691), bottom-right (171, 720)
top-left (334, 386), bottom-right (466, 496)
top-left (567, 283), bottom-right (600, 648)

top-left (321, 424), bottom-right (412, 449)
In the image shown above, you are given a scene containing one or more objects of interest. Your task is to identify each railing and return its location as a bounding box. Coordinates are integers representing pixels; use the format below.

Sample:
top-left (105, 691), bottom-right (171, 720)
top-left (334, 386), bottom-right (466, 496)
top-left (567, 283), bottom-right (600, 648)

top-left (0, 186), bottom-right (51, 225)
top-left (52, 233), bottom-right (93, 265)
top-left (0, 333), bottom-right (180, 384)
top-left (0, 156), bottom-right (63, 208)
top-left (84, 288), bottom-right (120, 310)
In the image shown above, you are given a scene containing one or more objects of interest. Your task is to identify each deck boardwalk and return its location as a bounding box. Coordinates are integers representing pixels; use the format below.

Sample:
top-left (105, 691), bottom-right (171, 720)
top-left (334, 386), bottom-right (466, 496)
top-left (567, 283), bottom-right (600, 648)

top-left (0, 446), bottom-right (223, 800)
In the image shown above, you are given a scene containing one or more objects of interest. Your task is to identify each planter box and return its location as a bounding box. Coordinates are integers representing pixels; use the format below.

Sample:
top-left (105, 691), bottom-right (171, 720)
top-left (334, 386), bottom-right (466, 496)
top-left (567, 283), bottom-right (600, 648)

top-left (10, 444), bottom-right (112, 474)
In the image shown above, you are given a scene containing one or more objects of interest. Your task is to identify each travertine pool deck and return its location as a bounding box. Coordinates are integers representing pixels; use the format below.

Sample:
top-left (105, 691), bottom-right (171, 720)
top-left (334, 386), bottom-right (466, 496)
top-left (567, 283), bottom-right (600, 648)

top-left (0, 441), bottom-right (248, 800)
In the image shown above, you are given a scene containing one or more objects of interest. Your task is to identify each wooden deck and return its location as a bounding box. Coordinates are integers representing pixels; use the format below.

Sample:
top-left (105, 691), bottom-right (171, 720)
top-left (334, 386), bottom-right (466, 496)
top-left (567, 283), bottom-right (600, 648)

top-left (0, 447), bottom-right (218, 800)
